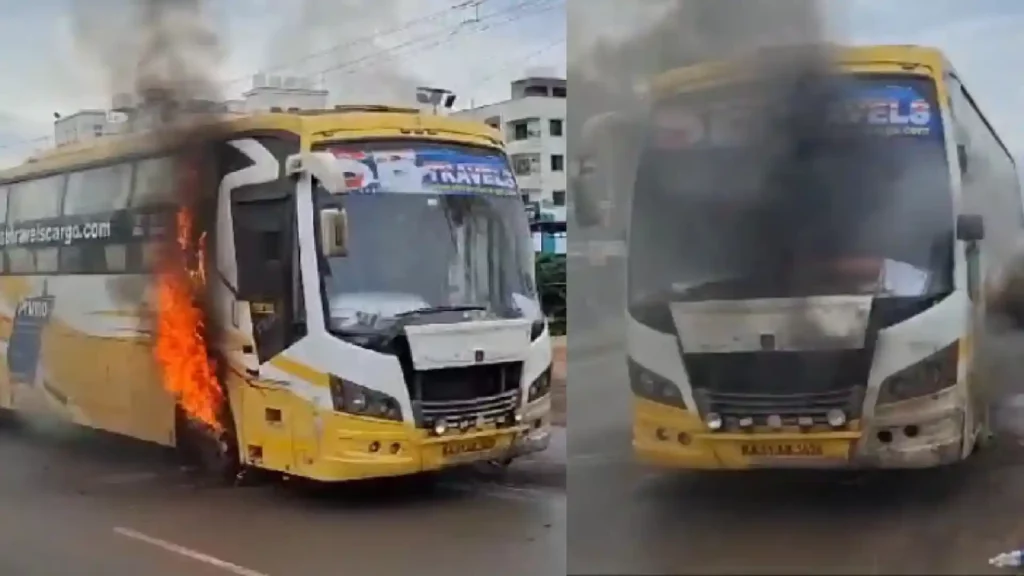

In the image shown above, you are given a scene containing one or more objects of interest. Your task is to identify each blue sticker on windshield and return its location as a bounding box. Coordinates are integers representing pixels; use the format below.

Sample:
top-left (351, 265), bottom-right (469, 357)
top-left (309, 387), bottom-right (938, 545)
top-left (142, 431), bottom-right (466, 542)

top-left (331, 147), bottom-right (518, 195)
top-left (830, 84), bottom-right (941, 137)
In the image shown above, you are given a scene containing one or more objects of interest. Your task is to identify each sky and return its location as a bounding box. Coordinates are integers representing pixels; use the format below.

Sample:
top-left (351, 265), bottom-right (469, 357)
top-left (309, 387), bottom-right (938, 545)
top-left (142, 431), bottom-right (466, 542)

top-left (0, 0), bottom-right (566, 167)
top-left (0, 0), bottom-right (1022, 168)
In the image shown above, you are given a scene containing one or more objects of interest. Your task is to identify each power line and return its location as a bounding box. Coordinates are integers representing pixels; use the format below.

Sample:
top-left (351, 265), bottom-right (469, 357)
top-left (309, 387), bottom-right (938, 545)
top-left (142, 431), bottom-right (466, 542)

top-left (220, 0), bottom-right (482, 89)
top-left (303, 0), bottom-right (560, 79)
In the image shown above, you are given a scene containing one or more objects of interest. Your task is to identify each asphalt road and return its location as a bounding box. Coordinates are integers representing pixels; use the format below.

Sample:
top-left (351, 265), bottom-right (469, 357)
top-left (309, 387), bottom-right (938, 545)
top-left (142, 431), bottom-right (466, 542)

top-left (567, 331), bottom-right (1024, 575)
top-left (0, 419), bottom-right (564, 576)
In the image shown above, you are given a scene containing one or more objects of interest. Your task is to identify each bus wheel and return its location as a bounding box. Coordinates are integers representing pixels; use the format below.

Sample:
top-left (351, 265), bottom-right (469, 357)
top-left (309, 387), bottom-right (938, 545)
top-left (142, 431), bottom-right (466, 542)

top-left (175, 407), bottom-right (241, 485)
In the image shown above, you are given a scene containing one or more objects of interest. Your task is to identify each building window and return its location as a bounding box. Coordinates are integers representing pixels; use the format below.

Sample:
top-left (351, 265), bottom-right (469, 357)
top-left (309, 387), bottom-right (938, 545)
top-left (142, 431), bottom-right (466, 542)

top-left (553, 86), bottom-right (566, 98)
top-left (552, 190), bottom-right (566, 206)
top-left (511, 121), bottom-right (529, 141)
top-left (549, 119), bottom-right (563, 137)
top-left (550, 154), bottom-right (564, 172)
top-left (512, 154), bottom-right (540, 176)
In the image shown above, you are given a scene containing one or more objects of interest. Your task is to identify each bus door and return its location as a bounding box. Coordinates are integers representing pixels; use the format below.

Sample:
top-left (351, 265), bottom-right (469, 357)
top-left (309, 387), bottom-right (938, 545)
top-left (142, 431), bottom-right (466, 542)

top-left (219, 137), bottom-right (304, 472)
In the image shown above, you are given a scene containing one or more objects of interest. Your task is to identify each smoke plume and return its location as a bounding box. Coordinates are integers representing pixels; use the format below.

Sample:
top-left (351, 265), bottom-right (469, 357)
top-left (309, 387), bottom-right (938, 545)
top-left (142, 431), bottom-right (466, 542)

top-left (70, 0), bottom-right (231, 440)
top-left (568, 0), bottom-right (863, 345)
top-left (263, 0), bottom-right (425, 106)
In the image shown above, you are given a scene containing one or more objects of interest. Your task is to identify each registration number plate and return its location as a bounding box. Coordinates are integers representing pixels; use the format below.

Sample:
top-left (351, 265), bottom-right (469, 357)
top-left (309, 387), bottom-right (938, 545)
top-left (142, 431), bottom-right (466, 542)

top-left (442, 437), bottom-right (498, 457)
top-left (740, 442), bottom-right (824, 457)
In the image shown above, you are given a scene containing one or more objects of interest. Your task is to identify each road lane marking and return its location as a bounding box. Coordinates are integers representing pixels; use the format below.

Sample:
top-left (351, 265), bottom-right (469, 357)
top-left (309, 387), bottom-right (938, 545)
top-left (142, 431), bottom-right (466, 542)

top-left (113, 527), bottom-right (270, 576)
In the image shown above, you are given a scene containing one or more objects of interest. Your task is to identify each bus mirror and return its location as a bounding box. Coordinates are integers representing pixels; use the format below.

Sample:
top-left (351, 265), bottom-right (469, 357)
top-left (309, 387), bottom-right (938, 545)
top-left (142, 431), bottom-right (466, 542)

top-left (957, 213), bottom-right (984, 242)
top-left (320, 208), bottom-right (349, 257)
top-left (957, 144), bottom-right (968, 174)
top-left (570, 157), bottom-right (603, 228)
top-left (287, 152), bottom-right (359, 194)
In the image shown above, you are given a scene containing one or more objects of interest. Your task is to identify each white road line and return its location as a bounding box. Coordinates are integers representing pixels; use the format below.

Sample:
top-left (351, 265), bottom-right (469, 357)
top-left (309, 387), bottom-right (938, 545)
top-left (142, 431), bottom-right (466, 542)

top-left (113, 527), bottom-right (271, 576)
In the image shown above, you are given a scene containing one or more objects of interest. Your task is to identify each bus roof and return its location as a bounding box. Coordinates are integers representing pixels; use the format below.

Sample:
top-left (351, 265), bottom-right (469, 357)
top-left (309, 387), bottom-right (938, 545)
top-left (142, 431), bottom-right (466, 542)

top-left (649, 44), bottom-right (953, 98)
top-left (0, 106), bottom-right (504, 184)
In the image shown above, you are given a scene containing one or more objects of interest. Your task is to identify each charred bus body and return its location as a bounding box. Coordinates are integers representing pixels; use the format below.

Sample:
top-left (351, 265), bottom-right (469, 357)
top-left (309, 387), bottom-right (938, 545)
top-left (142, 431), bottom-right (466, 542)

top-left (597, 45), bottom-right (1023, 470)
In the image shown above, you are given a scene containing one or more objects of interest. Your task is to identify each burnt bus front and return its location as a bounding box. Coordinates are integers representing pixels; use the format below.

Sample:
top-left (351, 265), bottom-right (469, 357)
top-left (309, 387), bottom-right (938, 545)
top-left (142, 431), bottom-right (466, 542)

top-left (627, 71), bottom-right (981, 469)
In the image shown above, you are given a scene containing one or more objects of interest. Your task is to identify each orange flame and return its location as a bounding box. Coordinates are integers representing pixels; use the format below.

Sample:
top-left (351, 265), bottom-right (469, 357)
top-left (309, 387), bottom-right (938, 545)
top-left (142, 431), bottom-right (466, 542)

top-left (154, 207), bottom-right (224, 432)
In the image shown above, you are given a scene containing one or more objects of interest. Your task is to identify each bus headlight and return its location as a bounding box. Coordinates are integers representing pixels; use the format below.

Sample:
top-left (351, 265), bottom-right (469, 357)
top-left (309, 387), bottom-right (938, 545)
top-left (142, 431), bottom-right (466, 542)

top-left (876, 343), bottom-right (958, 405)
top-left (329, 376), bottom-right (403, 422)
top-left (628, 358), bottom-right (686, 409)
top-left (530, 319), bottom-right (547, 341)
top-left (528, 368), bottom-right (552, 402)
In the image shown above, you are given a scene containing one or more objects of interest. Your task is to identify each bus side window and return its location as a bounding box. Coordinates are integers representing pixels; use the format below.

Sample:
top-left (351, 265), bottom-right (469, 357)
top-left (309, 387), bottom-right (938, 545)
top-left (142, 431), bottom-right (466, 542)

top-left (233, 198), bottom-right (294, 363)
top-left (7, 174), bottom-right (65, 275)
top-left (947, 76), bottom-right (972, 178)
top-left (63, 162), bottom-right (133, 274)
top-left (216, 135), bottom-right (302, 364)
top-left (129, 156), bottom-right (176, 273)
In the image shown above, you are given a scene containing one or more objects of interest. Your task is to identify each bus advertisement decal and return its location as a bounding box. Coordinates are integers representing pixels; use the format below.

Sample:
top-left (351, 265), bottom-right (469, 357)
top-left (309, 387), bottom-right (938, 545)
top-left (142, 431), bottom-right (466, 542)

top-left (0, 206), bottom-right (172, 249)
top-left (329, 145), bottom-right (518, 197)
top-left (8, 281), bottom-right (55, 386)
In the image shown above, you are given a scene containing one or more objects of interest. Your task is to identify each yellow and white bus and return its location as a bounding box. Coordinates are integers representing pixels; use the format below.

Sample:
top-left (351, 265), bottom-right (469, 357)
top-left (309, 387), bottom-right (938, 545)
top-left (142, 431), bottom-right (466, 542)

top-left (579, 45), bottom-right (1022, 470)
top-left (0, 105), bottom-right (553, 482)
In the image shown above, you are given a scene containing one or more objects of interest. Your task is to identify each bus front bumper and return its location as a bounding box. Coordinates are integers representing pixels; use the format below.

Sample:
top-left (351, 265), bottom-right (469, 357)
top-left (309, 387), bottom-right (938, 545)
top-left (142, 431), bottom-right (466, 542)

top-left (632, 389), bottom-right (967, 470)
top-left (504, 396), bottom-right (553, 458)
top-left (282, 397), bottom-right (551, 482)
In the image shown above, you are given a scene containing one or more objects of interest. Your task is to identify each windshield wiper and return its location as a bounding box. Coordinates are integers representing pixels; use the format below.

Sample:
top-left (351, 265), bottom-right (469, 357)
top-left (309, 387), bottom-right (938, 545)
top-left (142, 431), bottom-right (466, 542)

top-left (393, 305), bottom-right (487, 318)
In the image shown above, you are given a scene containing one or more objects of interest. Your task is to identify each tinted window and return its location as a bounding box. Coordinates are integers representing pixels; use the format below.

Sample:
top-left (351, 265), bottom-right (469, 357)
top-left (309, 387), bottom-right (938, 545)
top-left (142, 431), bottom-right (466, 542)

top-left (6, 175), bottom-right (65, 275)
top-left (65, 163), bottom-right (132, 215)
top-left (132, 157), bottom-right (174, 207)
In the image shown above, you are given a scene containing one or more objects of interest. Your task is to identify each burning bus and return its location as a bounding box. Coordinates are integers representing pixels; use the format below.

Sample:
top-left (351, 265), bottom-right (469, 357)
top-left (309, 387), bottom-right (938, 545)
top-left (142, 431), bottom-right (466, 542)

top-left (575, 45), bottom-right (1022, 470)
top-left (0, 105), bottom-right (553, 482)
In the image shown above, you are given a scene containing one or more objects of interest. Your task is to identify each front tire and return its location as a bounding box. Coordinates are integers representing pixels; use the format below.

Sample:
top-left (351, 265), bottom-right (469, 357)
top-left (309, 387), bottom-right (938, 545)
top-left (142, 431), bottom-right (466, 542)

top-left (175, 406), bottom-right (241, 485)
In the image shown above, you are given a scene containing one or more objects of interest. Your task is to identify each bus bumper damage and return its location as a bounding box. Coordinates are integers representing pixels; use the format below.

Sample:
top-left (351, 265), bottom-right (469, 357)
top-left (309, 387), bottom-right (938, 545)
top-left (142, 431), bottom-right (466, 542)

top-left (852, 386), bottom-right (965, 468)
top-left (504, 396), bottom-right (553, 458)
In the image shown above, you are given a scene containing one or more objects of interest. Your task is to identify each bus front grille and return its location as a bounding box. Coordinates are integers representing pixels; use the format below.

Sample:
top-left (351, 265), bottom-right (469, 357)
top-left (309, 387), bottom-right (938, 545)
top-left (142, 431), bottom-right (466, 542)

top-left (410, 362), bottom-right (523, 430)
top-left (685, 349), bottom-right (870, 425)
top-left (694, 386), bottom-right (866, 427)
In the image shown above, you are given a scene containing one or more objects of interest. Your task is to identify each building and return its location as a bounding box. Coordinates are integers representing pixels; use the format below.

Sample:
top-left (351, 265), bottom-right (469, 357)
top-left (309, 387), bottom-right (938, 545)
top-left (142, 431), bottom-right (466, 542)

top-left (51, 75), bottom-right (327, 148)
top-left (52, 110), bottom-right (119, 147)
top-left (452, 76), bottom-right (567, 254)
top-left (453, 76), bottom-right (567, 213)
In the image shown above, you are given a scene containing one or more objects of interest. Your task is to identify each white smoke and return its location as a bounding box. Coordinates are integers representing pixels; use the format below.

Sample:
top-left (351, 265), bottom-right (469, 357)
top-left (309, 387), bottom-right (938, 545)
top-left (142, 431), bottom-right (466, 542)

top-left (262, 0), bottom-right (426, 106)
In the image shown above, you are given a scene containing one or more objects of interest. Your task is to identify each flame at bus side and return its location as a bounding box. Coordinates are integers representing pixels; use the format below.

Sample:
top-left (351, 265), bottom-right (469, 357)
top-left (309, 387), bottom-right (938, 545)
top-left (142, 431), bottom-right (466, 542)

top-left (154, 205), bottom-right (224, 433)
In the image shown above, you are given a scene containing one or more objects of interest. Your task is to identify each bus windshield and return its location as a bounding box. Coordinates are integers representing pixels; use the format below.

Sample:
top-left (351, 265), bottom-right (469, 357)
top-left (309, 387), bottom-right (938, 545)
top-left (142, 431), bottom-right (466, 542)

top-left (628, 73), bottom-right (953, 304)
top-left (314, 141), bottom-right (539, 335)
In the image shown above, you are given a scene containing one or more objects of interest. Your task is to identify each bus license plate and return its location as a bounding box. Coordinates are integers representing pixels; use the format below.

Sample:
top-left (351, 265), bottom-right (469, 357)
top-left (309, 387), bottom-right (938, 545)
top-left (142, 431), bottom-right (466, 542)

top-left (740, 442), bottom-right (823, 457)
top-left (442, 437), bottom-right (498, 458)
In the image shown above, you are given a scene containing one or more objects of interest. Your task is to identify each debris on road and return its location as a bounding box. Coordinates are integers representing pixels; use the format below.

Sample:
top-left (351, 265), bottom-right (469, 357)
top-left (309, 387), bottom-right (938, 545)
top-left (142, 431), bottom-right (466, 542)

top-left (990, 549), bottom-right (1024, 568)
